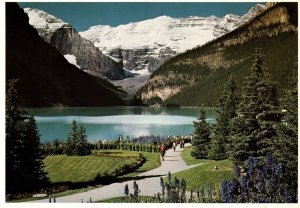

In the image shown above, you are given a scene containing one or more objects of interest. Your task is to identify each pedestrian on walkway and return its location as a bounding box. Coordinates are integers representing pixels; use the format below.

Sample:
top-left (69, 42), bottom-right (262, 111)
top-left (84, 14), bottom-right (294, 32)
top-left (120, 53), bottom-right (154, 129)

top-left (160, 143), bottom-right (166, 161)
top-left (172, 141), bottom-right (176, 152)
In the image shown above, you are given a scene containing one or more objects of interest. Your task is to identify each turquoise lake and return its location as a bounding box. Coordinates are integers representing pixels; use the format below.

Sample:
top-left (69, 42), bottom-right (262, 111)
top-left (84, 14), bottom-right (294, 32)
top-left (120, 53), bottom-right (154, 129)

top-left (26, 106), bottom-right (216, 142)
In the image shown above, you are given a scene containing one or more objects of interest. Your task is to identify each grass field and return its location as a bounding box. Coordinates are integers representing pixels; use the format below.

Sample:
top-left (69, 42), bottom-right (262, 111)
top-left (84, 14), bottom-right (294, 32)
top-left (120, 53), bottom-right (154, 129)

top-left (44, 151), bottom-right (142, 183)
top-left (119, 152), bottom-right (161, 179)
top-left (168, 146), bottom-right (235, 191)
top-left (181, 146), bottom-right (212, 165)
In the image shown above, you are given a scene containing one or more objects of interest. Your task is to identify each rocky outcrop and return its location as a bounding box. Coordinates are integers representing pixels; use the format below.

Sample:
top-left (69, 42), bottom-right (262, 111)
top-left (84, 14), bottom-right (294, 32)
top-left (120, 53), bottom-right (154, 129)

top-left (6, 3), bottom-right (125, 107)
top-left (109, 47), bottom-right (176, 74)
top-left (80, 5), bottom-right (265, 75)
top-left (24, 8), bottom-right (125, 80)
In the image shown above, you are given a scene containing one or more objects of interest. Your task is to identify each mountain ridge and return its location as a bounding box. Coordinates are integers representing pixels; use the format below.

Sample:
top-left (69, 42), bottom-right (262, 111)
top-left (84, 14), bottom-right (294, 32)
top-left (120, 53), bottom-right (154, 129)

top-left (80, 4), bottom-right (265, 75)
top-left (24, 7), bottom-right (125, 80)
top-left (7, 3), bottom-right (126, 107)
top-left (137, 2), bottom-right (297, 107)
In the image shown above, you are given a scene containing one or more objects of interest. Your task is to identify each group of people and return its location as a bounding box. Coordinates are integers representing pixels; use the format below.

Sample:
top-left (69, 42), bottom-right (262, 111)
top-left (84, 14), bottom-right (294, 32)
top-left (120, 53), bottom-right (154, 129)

top-left (159, 139), bottom-right (185, 161)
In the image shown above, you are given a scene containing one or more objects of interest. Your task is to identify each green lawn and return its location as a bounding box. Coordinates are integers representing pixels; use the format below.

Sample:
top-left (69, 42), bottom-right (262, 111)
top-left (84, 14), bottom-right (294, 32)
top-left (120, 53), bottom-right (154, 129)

top-left (119, 152), bottom-right (161, 178)
top-left (44, 153), bottom-right (142, 183)
top-left (181, 146), bottom-right (212, 165)
top-left (168, 146), bottom-right (235, 191)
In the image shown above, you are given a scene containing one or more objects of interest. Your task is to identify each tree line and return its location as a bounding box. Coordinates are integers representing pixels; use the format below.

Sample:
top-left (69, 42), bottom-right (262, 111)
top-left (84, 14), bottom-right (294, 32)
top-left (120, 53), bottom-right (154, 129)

top-left (191, 49), bottom-right (297, 202)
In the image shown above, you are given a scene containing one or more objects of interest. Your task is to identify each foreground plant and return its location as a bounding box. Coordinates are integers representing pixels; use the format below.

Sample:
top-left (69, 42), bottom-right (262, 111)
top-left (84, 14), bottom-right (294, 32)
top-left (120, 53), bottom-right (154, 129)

top-left (222, 154), bottom-right (297, 203)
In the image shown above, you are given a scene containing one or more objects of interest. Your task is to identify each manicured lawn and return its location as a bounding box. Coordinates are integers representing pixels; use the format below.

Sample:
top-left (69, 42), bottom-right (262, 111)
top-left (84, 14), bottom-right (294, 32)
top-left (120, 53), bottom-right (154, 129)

top-left (181, 146), bottom-right (212, 165)
top-left (44, 153), bottom-right (142, 183)
top-left (119, 152), bottom-right (161, 178)
top-left (168, 145), bottom-right (235, 191)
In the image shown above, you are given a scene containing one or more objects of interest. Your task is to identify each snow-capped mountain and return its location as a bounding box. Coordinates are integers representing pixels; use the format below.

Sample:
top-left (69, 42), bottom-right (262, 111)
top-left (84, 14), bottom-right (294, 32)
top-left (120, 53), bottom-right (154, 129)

top-left (80, 4), bottom-right (265, 75)
top-left (24, 8), bottom-right (125, 80)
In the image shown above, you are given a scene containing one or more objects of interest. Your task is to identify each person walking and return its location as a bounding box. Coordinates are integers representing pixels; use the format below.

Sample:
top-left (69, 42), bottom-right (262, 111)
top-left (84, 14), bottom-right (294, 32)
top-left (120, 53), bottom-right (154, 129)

top-left (160, 143), bottom-right (166, 161)
top-left (172, 141), bottom-right (176, 152)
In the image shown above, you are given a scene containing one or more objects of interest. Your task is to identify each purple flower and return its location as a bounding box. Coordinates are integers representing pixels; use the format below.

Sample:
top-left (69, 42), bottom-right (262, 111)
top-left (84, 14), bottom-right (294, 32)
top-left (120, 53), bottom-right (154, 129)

top-left (234, 166), bottom-right (240, 177)
top-left (160, 177), bottom-right (164, 187)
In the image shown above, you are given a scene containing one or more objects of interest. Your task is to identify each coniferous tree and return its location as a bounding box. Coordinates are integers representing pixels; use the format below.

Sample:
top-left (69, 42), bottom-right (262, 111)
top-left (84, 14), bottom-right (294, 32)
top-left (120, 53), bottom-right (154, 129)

top-left (22, 115), bottom-right (49, 192)
top-left (208, 77), bottom-right (239, 160)
top-left (6, 79), bottom-right (49, 194)
top-left (6, 79), bottom-right (26, 194)
top-left (77, 124), bottom-right (91, 156)
top-left (191, 108), bottom-right (211, 159)
top-left (274, 73), bottom-right (297, 193)
top-left (65, 120), bottom-right (90, 156)
top-left (229, 49), bottom-right (281, 163)
top-left (65, 120), bottom-right (79, 155)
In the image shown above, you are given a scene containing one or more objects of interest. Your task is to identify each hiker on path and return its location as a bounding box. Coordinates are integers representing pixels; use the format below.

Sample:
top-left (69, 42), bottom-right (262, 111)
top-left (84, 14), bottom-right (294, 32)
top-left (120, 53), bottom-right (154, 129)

top-left (172, 142), bottom-right (176, 152)
top-left (160, 143), bottom-right (166, 161)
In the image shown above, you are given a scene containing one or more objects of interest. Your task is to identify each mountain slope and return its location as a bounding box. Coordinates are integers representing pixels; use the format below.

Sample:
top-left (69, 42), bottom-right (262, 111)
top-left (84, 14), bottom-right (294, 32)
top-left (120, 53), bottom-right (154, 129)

top-left (138, 2), bottom-right (297, 106)
top-left (24, 8), bottom-right (125, 80)
top-left (6, 3), bottom-right (125, 107)
top-left (80, 4), bottom-right (265, 74)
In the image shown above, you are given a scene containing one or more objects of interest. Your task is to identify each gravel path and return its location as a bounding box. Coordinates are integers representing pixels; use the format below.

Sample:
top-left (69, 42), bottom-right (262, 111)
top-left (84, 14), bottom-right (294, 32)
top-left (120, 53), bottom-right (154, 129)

top-left (30, 144), bottom-right (200, 203)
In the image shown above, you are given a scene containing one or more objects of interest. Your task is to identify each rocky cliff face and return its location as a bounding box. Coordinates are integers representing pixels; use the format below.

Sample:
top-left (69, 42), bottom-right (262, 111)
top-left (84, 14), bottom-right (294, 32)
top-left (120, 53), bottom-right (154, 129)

top-left (80, 4), bottom-right (265, 75)
top-left (24, 8), bottom-right (124, 80)
top-left (7, 3), bottom-right (125, 107)
top-left (109, 47), bottom-right (177, 74)
top-left (138, 2), bottom-right (298, 106)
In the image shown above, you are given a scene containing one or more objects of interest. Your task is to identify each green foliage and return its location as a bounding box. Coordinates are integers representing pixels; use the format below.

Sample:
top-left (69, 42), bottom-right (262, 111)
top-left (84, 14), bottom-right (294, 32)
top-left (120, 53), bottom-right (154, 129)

top-left (191, 108), bottom-right (211, 159)
top-left (6, 79), bottom-right (49, 195)
top-left (273, 76), bottom-right (298, 191)
top-left (171, 160), bottom-right (234, 192)
top-left (65, 120), bottom-right (91, 156)
top-left (208, 77), bottom-right (239, 160)
top-left (143, 31), bottom-right (297, 107)
top-left (21, 115), bottom-right (49, 192)
top-left (229, 50), bottom-right (282, 163)
top-left (181, 146), bottom-right (212, 165)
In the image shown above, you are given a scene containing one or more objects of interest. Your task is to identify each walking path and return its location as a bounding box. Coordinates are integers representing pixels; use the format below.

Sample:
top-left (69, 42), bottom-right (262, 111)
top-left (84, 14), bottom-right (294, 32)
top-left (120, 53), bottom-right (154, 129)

top-left (31, 144), bottom-right (201, 203)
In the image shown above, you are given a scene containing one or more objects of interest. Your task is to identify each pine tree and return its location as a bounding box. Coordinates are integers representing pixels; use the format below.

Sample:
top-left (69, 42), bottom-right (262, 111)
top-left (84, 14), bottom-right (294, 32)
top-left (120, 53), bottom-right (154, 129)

top-left (65, 120), bottom-right (79, 155)
top-left (6, 79), bottom-right (49, 194)
top-left (65, 120), bottom-right (90, 156)
top-left (22, 115), bottom-right (49, 192)
top-left (191, 108), bottom-right (211, 159)
top-left (274, 72), bottom-right (297, 192)
top-left (6, 79), bottom-right (26, 194)
top-left (77, 124), bottom-right (91, 156)
top-left (229, 49), bottom-right (281, 163)
top-left (209, 77), bottom-right (238, 160)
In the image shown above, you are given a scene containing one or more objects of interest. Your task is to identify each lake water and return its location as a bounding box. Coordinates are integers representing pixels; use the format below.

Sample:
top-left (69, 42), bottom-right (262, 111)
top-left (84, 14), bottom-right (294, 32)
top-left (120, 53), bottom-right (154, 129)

top-left (26, 106), bottom-right (216, 142)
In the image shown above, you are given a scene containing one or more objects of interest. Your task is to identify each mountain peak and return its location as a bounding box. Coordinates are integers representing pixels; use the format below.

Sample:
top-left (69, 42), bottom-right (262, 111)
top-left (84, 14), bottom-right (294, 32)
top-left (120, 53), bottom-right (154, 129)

top-left (24, 8), bottom-right (69, 30)
top-left (242, 4), bottom-right (266, 20)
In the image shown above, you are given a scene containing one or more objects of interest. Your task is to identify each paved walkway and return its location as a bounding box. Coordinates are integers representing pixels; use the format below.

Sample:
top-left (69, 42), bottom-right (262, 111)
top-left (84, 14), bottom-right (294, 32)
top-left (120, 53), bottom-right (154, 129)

top-left (31, 144), bottom-right (200, 203)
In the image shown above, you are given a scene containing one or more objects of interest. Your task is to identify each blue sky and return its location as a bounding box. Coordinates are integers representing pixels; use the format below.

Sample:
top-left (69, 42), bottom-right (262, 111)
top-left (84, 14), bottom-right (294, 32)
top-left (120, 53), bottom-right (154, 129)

top-left (18, 2), bottom-right (264, 31)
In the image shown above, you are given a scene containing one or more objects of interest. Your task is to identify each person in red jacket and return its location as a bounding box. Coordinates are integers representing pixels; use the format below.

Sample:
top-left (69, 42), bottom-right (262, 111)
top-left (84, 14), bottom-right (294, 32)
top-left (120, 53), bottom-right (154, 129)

top-left (160, 143), bottom-right (166, 161)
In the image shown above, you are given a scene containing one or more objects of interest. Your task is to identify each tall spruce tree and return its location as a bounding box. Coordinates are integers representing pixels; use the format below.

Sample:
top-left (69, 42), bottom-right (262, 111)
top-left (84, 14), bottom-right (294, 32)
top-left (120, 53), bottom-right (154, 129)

top-left (65, 120), bottom-right (79, 155)
top-left (65, 120), bottom-right (90, 156)
top-left (6, 79), bottom-right (26, 194)
top-left (208, 77), bottom-right (238, 160)
top-left (22, 115), bottom-right (49, 192)
top-left (229, 49), bottom-right (281, 163)
top-left (6, 79), bottom-right (48, 194)
top-left (274, 72), bottom-right (297, 193)
top-left (77, 124), bottom-right (91, 156)
top-left (191, 108), bottom-right (211, 159)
